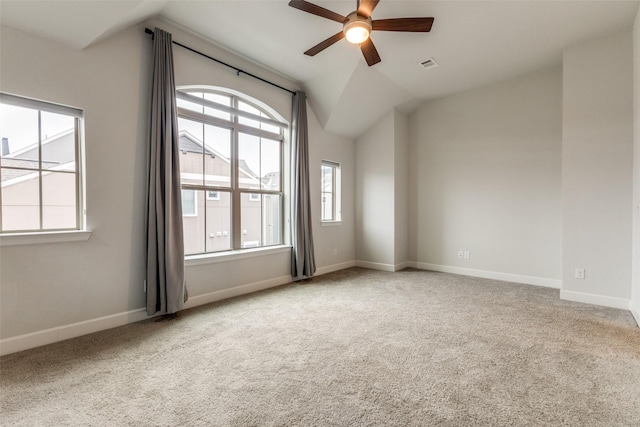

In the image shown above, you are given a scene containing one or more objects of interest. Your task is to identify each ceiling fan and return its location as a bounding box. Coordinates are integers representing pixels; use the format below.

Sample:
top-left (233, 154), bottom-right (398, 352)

top-left (288, 0), bottom-right (435, 66)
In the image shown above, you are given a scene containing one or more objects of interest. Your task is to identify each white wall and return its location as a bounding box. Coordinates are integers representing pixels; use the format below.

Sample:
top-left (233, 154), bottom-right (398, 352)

top-left (562, 31), bottom-right (634, 308)
top-left (408, 67), bottom-right (563, 286)
top-left (1, 24), bottom-right (151, 344)
top-left (394, 110), bottom-right (409, 267)
top-left (355, 111), bottom-right (395, 268)
top-left (0, 19), bottom-right (355, 354)
top-left (632, 8), bottom-right (640, 325)
top-left (307, 102), bottom-right (356, 274)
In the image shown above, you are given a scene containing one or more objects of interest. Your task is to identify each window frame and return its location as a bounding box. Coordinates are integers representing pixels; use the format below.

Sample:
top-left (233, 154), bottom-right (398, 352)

top-left (321, 160), bottom-right (341, 223)
top-left (0, 92), bottom-right (86, 235)
top-left (176, 88), bottom-right (287, 256)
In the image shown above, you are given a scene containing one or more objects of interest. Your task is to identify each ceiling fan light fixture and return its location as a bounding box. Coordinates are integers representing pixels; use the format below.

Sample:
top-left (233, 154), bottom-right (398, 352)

top-left (343, 13), bottom-right (372, 44)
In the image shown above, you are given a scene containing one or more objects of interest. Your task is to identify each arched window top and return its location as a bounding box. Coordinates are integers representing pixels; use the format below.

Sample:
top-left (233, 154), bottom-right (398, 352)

top-left (176, 86), bottom-right (287, 136)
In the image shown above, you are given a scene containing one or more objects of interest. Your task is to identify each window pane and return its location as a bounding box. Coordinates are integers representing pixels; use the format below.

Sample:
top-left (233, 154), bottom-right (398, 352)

top-left (238, 133), bottom-right (261, 190)
top-left (322, 165), bottom-right (333, 192)
top-left (241, 193), bottom-right (262, 248)
top-left (177, 92), bottom-right (204, 114)
top-left (206, 191), bottom-right (231, 253)
top-left (321, 192), bottom-right (333, 221)
top-left (42, 171), bottom-right (76, 229)
top-left (241, 193), bottom-right (281, 248)
top-left (203, 92), bottom-right (231, 121)
top-left (261, 138), bottom-right (280, 191)
top-left (262, 194), bottom-right (281, 246)
top-left (204, 124), bottom-right (231, 188)
top-left (182, 190), bottom-right (205, 255)
top-left (1, 168), bottom-right (40, 230)
top-left (321, 164), bottom-right (334, 221)
top-left (238, 100), bottom-right (261, 129)
top-left (321, 162), bottom-right (340, 222)
top-left (178, 117), bottom-right (204, 186)
top-left (181, 189), bottom-right (196, 216)
top-left (260, 120), bottom-right (281, 134)
top-left (0, 103), bottom-right (39, 169)
top-left (41, 112), bottom-right (76, 171)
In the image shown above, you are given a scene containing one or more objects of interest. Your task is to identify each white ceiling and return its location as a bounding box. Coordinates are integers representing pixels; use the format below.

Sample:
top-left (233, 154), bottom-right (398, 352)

top-left (2, 0), bottom-right (639, 138)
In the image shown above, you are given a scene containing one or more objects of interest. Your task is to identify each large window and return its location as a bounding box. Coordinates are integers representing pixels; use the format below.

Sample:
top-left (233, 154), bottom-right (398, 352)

top-left (0, 93), bottom-right (84, 233)
top-left (321, 160), bottom-right (341, 222)
top-left (176, 88), bottom-right (286, 255)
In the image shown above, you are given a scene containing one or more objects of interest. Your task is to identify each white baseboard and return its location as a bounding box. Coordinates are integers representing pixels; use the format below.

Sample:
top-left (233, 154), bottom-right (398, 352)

top-left (315, 260), bottom-right (356, 276)
top-left (184, 275), bottom-right (292, 309)
top-left (414, 262), bottom-right (561, 289)
top-left (1, 274), bottom-right (295, 357)
top-left (630, 300), bottom-right (640, 327)
top-left (0, 262), bottom-right (365, 357)
top-left (0, 308), bottom-right (148, 357)
top-left (5, 261), bottom-right (631, 356)
top-left (560, 290), bottom-right (631, 311)
top-left (394, 261), bottom-right (412, 271)
top-left (355, 260), bottom-right (409, 272)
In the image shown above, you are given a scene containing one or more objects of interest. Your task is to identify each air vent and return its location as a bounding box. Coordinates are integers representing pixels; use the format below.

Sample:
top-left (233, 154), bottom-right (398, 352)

top-left (419, 57), bottom-right (439, 70)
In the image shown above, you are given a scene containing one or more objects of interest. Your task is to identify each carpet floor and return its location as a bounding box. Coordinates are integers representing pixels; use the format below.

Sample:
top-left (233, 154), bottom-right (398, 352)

top-left (1, 267), bottom-right (639, 426)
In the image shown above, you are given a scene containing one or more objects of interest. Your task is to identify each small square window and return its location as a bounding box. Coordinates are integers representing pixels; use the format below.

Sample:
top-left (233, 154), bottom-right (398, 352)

top-left (0, 92), bottom-right (85, 233)
top-left (207, 190), bottom-right (220, 200)
top-left (249, 193), bottom-right (260, 202)
top-left (181, 189), bottom-right (197, 217)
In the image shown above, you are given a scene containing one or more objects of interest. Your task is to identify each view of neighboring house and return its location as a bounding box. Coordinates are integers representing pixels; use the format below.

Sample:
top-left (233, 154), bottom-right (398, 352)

top-left (178, 130), bottom-right (280, 255)
top-left (1, 125), bottom-right (280, 253)
top-left (0, 131), bottom-right (77, 231)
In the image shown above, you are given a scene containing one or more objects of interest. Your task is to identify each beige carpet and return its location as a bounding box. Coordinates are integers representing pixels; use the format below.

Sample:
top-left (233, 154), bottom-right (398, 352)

top-left (1, 267), bottom-right (639, 426)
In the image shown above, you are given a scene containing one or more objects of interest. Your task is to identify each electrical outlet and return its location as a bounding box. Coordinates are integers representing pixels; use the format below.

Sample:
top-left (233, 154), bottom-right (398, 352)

top-left (464, 251), bottom-right (470, 259)
top-left (458, 251), bottom-right (464, 259)
top-left (575, 268), bottom-right (585, 280)
top-left (333, 248), bottom-right (338, 256)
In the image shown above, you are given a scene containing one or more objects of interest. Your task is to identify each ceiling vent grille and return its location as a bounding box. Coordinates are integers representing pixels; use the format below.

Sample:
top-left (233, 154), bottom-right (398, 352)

top-left (419, 58), bottom-right (439, 70)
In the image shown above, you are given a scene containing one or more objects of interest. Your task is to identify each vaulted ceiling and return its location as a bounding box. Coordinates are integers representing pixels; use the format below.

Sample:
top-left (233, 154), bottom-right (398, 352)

top-left (2, 1), bottom-right (639, 138)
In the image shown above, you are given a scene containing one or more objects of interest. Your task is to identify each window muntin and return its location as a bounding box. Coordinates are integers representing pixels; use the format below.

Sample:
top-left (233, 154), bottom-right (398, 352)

top-left (177, 88), bottom-right (285, 255)
top-left (0, 92), bottom-right (84, 233)
top-left (321, 160), bottom-right (341, 222)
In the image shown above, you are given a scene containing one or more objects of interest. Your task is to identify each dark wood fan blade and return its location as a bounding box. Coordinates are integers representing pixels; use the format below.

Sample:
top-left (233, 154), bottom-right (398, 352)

top-left (360, 38), bottom-right (381, 66)
top-left (357, 0), bottom-right (380, 18)
top-left (372, 17), bottom-right (434, 32)
top-left (288, 0), bottom-right (346, 24)
top-left (304, 31), bottom-right (345, 56)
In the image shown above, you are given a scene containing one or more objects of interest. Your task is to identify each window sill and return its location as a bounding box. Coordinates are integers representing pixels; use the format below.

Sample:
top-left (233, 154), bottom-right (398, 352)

top-left (185, 245), bottom-right (292, 267)
top-left (0, 230), bottom-right (92, 247)
top-left (321, 221), bottom-right (342, 227)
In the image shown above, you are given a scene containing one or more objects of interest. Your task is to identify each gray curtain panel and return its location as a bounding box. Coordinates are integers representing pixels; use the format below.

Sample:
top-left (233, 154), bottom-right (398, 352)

top-left (146, 28), bottom-right (187, 316)
top-left (291, 91), bottom-right (316, 280)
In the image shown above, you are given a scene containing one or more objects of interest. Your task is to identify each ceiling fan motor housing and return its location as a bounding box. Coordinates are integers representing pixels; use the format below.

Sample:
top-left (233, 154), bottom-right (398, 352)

top-left (343, 12), bottom-right (372, 44)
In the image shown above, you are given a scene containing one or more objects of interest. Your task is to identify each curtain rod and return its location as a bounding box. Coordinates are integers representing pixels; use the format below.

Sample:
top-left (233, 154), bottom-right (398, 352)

top-left (145, 28), bottom-right (296, 96)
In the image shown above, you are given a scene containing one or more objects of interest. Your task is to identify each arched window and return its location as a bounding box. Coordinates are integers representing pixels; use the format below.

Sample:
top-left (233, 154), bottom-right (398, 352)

top-left (176, 87), bottom-right (287, 255)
